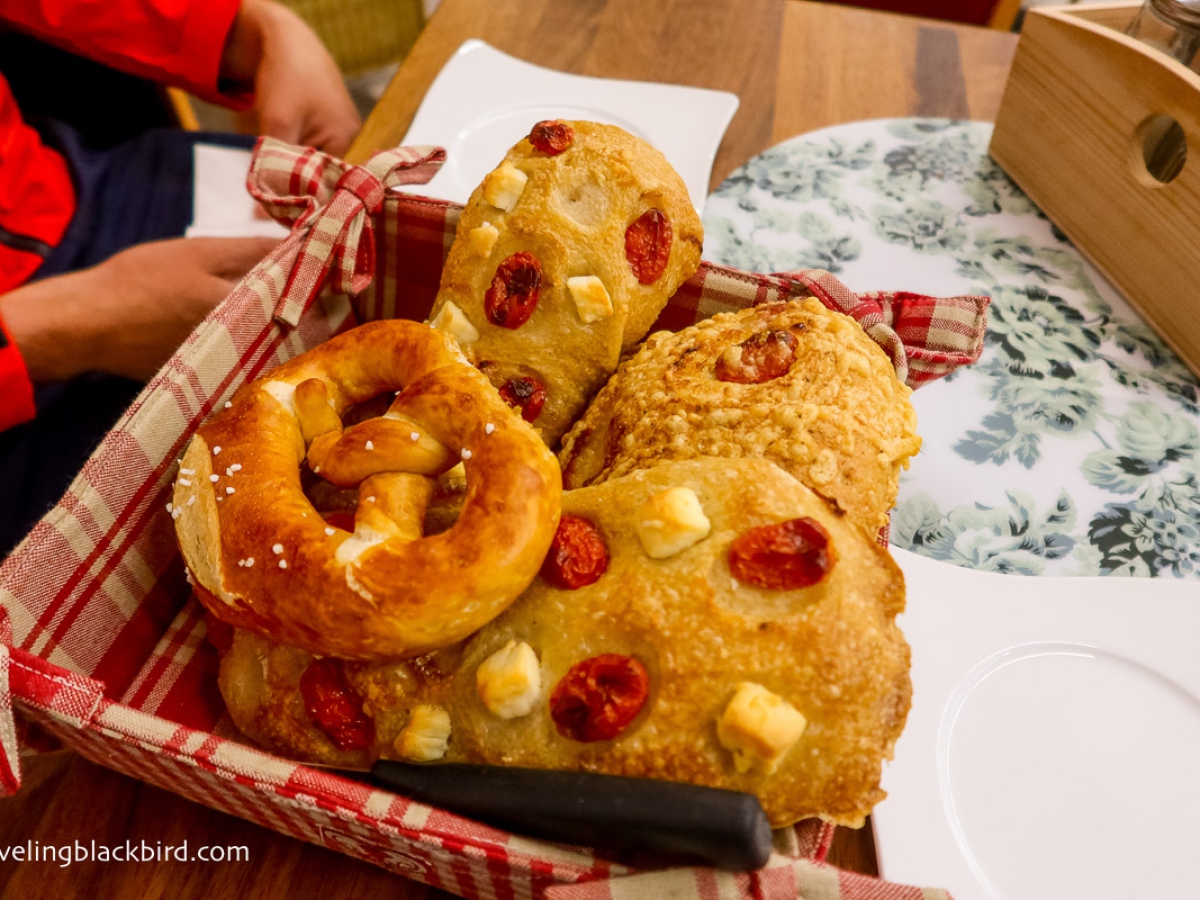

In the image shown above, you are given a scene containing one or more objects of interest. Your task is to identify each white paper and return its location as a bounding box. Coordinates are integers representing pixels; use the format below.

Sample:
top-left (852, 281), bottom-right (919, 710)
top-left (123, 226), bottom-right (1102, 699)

top-left (186, 144), bottom-right (289, 239)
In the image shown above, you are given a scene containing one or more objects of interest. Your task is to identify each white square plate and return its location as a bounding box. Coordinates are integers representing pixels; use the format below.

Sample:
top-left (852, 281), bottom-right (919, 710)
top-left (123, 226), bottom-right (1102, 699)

top-left (394, 39), bottom-right (739, 212)
top-left (875, 548), bottom-right (1200, 899)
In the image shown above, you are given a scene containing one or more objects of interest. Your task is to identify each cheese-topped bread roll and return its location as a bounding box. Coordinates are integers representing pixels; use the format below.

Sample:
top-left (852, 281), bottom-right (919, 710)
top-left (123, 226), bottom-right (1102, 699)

top-left (217, 458), bottom-right (911, 828)
top-left (427, 120), bottom-right (703, 447)
top-left (558, 298), bottom-right (922, 537)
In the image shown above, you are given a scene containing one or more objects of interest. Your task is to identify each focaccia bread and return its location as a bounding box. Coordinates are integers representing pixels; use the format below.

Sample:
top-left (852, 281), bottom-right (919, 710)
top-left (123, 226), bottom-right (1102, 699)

top-left (217, 458), bottom-right (911, 828)
top-left (426, 120), bottom-right (703, 447)
top-left (558, 298), bottom-right (922, 536)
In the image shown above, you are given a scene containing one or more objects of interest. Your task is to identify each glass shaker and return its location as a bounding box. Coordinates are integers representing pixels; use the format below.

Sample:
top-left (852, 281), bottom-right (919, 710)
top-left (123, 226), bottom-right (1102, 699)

top-left (1126, 0), bottom-right (1200, 73)
top-left (1126, 0), bottom-right (1200, 182)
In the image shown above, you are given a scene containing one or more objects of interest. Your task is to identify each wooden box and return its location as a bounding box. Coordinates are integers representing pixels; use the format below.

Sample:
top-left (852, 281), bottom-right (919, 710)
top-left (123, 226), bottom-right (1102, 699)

top-left (989, 2), bottom-right (1200, 377)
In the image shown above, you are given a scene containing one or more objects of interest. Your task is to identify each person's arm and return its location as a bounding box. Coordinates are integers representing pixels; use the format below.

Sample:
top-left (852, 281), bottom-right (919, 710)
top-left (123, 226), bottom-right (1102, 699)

top-left (0, 0), bottom-right (361, 153)
top-left (0, 0), bottom-right (245, 106)
top-left (0, 236), bottom-right (280, 388)
top-left (218, 0), bottom-right (361, 157)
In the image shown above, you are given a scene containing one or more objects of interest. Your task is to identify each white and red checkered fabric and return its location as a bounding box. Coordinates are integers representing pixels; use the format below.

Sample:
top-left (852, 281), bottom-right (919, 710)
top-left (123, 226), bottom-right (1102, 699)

top-left (0, 139), bottom-right (986, 899)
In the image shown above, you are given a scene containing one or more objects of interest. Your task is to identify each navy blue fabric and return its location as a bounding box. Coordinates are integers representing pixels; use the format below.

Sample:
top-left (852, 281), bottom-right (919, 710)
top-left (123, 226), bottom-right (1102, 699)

top-left (0, 124), bottom-right (256, 559)
top-left (34, 123), bottom-right (255, 278)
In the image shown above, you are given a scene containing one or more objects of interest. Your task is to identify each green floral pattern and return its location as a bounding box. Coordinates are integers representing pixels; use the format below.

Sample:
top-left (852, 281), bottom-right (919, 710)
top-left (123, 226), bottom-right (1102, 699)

top-left (704, 119), bottom-right (1200, 579)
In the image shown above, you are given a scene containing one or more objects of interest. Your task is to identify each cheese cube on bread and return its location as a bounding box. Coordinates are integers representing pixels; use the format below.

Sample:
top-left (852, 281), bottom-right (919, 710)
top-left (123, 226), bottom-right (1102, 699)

top-left (395, 705), bottom-right (452, 761)
top-left (717, 682), bottom-right (807, 775)
top-left (482, 161), bottom-right (528, 212)
top-left (567, 276), bottom-right (614, 324)
top-left (429, 301), bottom-right (480, 345)
top-left (476, 640), bottom-right (541, 719)
top-left (635, 486), bottom-right (711, 558)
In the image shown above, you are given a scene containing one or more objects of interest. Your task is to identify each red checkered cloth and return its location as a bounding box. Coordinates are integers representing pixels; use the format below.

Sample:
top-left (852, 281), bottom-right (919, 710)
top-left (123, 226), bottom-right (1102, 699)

top-left (0, 137), bottom-right (989, 900)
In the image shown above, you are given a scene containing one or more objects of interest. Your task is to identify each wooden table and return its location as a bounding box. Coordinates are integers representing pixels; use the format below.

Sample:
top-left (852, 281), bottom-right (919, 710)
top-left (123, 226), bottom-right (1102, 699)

top-left (0, 3), bottom-right (1017, 897)
top-left (346, 0), bottom-right (1019, 181)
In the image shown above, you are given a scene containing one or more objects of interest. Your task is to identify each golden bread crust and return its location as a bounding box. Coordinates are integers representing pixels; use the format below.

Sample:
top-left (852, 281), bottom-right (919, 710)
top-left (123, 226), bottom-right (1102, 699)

top-left (429, 121), bottom-right (703, 446)
top-left (218, 459), bottom-right (911, 828)
top-left (174, 320), bottom-right (562, 661)
top-left (558, 298), bottom-right (922, 536)
top-left (189, 122), bottom-right (919, 834)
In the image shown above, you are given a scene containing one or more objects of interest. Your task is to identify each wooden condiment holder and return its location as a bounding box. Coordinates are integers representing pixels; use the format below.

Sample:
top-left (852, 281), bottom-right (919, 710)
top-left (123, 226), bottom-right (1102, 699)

top-left (989, 2), bottom-right (1200, 377)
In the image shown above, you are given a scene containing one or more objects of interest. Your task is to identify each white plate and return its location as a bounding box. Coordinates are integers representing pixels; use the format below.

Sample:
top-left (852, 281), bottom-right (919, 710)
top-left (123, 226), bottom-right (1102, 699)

top-left (875, 548), bottom-right (1200, 899)
top-left (395, 40), bottom-right (739, 212)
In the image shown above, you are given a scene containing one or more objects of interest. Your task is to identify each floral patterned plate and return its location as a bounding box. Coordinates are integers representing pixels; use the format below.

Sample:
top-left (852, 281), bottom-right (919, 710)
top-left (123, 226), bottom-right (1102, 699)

top-left (704, 119), bottom-right (1200, 580)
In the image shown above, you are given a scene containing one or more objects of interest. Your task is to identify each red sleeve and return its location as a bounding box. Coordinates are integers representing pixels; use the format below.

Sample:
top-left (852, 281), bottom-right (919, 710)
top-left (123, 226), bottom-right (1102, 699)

top-left (0, 0), bottom-right (248, 107)
top-left (0, 74), bottom-right (76, 264)
top-left (0, 312), bottom-right (36, 433)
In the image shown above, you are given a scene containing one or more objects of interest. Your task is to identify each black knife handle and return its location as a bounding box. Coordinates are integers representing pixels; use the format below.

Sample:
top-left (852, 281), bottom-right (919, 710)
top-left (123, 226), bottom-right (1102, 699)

top-left (369, 761), bottom-right (774, 871)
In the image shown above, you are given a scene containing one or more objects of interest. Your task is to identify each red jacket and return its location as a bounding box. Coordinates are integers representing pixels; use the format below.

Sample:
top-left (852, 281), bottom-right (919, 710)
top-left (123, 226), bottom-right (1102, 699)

top-left (0, 0), bottom-right (244, 430)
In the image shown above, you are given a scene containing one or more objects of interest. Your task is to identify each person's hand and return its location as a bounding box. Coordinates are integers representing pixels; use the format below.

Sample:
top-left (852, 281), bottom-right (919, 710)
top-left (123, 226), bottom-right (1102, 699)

top-left (220, 0), bottom-right (362, 157)
top-left (0, 237), bottom-right (280, 383)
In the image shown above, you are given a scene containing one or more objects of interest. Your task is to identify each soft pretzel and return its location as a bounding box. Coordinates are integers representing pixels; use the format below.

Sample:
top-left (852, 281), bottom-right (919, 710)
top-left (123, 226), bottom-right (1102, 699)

top-left (217, 458), bottom-right (911, 828)
top-left (426, 120), bottom-right (703, 447)
top-left (558, 298), bottom-right (922, 536)
top-left (173, 320), bottom-right (562, 660)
